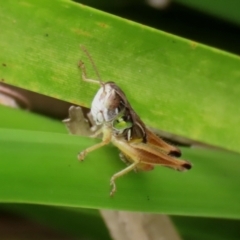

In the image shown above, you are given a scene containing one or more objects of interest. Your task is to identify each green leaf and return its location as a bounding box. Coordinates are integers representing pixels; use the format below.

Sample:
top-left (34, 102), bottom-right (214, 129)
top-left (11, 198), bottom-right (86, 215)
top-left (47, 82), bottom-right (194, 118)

top-left (0, 105), bottom-right (65, 133)
top-left (1, 204), bottom-right (111, 240)
top-left (1, 0), bottom-right (240, 153)
top-left (175, 0), bottom-right (240, 25)
top-left (0, 126), bottom-right (240, 219)
top-left (172, 215), bottom-right (240, 240)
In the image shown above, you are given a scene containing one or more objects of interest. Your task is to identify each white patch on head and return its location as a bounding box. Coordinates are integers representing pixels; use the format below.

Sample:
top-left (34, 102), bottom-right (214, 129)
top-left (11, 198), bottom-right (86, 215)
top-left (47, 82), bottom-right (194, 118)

top-left (91, 84), bottom-right (117, 125)
top-left (90, 87), bottom-right (103, 124)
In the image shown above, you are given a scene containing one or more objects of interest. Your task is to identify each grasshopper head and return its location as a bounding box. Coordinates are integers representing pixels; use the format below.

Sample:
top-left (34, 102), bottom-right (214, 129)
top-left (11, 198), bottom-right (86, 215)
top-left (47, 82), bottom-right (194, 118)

top-left (91, 82), bottom-right (126, 125)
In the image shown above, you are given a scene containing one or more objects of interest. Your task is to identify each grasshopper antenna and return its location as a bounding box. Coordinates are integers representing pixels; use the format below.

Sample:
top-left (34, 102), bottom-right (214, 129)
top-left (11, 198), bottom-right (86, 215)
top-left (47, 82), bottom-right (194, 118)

top-left (79, 45), bottom-right (104, 88)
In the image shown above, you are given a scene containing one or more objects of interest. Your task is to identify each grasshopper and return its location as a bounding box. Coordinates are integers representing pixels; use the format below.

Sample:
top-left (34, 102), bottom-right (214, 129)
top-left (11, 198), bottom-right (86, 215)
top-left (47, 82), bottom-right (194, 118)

top-left (76, 46), bottom-right (192, 196)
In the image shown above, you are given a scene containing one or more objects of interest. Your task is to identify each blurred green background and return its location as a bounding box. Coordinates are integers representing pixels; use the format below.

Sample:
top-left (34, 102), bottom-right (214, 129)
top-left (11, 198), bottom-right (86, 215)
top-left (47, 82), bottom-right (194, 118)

top-left (0, 0), bottom-right (240, 239)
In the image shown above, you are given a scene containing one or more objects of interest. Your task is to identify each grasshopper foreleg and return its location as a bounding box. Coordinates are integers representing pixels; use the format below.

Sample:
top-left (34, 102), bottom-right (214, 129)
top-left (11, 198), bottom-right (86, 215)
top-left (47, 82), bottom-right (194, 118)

top-left (78, 126), bottom-right (112, 161)
top-left (78, 61), bottom-right (101, 85)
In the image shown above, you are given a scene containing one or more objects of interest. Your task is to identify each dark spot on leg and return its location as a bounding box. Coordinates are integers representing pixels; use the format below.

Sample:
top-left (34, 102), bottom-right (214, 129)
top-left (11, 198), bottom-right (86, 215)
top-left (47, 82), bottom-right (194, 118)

top-left (182, 162), bottom-right (192, 170)
top-left (169, 149), bottom-right (181, 158)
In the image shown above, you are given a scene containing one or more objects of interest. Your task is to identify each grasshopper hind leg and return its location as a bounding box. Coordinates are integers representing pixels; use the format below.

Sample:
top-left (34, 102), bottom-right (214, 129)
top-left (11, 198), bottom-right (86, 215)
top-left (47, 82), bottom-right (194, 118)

top-left (110, 162), bottom-right (139, 196)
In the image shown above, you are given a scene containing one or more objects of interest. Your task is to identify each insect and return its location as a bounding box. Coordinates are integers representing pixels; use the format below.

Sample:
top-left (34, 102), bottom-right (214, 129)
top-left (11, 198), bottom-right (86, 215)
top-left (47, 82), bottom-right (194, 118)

top-left (77, 46), bottom-right (192, 196)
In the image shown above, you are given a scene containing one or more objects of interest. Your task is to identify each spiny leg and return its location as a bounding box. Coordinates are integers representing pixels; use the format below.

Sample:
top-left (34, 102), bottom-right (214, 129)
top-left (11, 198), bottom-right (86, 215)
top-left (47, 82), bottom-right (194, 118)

top-left (78, 127), bottom-right (112, 161)
top-left (78, 61), bottom-right (101, 85)
top-left (110, 162), bottom-right (139, 196)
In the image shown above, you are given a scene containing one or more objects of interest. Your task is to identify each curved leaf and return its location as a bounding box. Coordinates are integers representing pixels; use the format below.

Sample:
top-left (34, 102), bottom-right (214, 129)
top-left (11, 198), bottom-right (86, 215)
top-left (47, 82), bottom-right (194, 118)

top-left (0, 127), bottom-right (240, 219)
top-left (0, 0), bottom-right (240, 153)
top-left (175, 0), bottom-right (240, 25)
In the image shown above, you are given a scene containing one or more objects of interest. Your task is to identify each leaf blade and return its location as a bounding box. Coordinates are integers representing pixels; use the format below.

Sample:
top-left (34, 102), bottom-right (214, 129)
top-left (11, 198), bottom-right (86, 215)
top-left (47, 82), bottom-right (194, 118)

top-left (0, 0), bottom-right (240, 152)
top-left (0, 128), bottom-right (240, 219)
